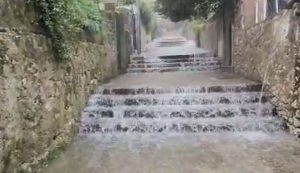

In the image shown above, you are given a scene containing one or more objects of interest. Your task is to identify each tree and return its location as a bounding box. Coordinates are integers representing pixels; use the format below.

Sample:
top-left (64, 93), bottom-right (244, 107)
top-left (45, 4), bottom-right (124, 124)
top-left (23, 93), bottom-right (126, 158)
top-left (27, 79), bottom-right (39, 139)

top-left (155, 0), bottom-right (235, 22)
top-left (119, 0), bottom-right (136, 5)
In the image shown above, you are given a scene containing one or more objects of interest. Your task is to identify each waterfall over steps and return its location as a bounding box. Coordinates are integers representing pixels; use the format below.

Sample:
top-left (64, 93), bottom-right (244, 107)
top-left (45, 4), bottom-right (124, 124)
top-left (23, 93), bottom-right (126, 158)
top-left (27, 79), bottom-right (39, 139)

top-left (127, 54), bottom-right (220, 73)
top-left (79, 38), bottom-right (282, 135)
top-left (80, 84), bottom-right (282, 134)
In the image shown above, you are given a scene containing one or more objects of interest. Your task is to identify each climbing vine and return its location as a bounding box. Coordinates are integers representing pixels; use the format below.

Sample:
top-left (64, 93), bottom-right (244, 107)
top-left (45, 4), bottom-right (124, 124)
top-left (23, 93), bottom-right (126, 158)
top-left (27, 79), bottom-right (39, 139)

top-left (26, 0), bottom-right (105, 61)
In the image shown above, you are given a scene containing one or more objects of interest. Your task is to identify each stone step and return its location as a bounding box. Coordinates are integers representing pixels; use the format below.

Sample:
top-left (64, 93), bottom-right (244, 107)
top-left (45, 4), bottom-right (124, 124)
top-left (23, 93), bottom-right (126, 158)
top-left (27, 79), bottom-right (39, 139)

top-left (88, 92), bottom-right (270, 107)
top-left (127, 66), bottom-right (220, 73)
top-left (130, 56), bottom-right (145, 61)
top-left (82, 103), bottom-right (274, 119)
top-left (80, 117), bottom-right (282, 134)
top-left (131, 54), bottom-right (210, 61)
top-left (157, 41), bottom-right (186, 47)
top-left (158, 54), bottom-right (210, 60)
top-left (130, 57), bottom-right (219, 64)
top-left (128, 62), bottom-right (220, 68)
top-left (97, 84), bottom-right (263, 95)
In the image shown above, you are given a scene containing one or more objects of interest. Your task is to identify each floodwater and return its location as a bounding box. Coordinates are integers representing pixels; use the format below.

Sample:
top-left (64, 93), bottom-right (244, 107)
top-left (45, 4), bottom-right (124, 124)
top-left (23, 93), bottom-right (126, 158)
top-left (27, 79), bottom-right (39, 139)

top-left (43, 34), bottom-right (300, 173)
top-left (101, 71), bottom-right (258, 88)
top-left (43, 132), bottom-right (300, 173)
top-left (144, 35), bottom-right (208, 60)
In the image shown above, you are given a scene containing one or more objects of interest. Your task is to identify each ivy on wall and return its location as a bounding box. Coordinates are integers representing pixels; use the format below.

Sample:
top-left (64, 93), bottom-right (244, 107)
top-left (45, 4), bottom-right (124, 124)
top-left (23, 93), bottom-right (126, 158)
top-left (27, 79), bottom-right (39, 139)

top-left (26, 0), bottom-right (105, 62)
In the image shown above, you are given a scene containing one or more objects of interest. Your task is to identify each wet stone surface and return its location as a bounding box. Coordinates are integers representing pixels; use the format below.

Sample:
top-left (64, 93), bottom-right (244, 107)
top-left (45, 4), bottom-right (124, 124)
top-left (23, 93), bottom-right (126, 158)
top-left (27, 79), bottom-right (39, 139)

top-left (80, 38), bottom-right (281, 136)
top-left (44, 36), bottom-right (300, 172)
top-left (42, 133), bottom-right (300, 173)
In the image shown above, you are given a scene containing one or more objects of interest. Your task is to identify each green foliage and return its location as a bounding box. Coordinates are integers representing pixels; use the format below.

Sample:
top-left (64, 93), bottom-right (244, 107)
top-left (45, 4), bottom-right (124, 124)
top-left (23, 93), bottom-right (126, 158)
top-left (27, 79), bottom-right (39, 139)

top-left (155, 0), bottom-right (235, 22)
top-left (17, 169), bottom-right (31, 173)
top-left (138, 1), bottom-right (155, 34)
top-left (45, 148), bottom-right (63, 164)
top-left (118, 0), bottom-right (157, 36)
top-left (0, 45), bottom-right (8, 75)
top-left (119, 0), bottom-right (136, 5)
top-left (26, 0), bottom-right (105, 61)
top-left (68, 0), bottom-right (104, 34)
top-left (155, 0), bottom-right (197, 22)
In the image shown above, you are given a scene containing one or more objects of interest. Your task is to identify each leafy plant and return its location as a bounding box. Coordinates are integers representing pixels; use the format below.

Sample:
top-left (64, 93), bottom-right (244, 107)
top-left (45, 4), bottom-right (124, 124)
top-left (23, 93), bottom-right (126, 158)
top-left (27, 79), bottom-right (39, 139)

top-left (119, 0), bottom-right (156, 35)
top-left (26, 0), bottom-right (105, 61)
top-left (138, 0), bottom-right (154, 34)
top-left (155, 0), bottom-right (236, 22)
top-left (119, 0), bottom-right (136, 5)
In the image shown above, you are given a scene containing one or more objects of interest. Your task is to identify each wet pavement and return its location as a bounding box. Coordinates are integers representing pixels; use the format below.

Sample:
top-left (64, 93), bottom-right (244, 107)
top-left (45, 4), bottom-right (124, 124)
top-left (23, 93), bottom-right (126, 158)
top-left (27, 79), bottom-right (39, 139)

top-left (102, 71), bottom-right (258, 88)
top-left (144, 37), bottom-right (208, 58)
top-left (43, 132), bottom-right (300, 173)
top-left (42, 67), bottom-right (300, 173)
top-left (42, 36), bottom-right (300, 173)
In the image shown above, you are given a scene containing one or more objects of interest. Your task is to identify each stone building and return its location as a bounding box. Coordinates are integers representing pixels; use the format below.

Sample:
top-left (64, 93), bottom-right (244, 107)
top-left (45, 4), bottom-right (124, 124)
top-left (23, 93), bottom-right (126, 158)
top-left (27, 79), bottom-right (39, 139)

top-left (199, 0), bottom-right (294, 66)
top-left (197, 0), bottom-right (300, 137)
top-left (238, 0), bottom-right (289, 29)
top-left (232, 0), bottom-right (300, 137)
top-left (116, 4), bottom-right (143, 72)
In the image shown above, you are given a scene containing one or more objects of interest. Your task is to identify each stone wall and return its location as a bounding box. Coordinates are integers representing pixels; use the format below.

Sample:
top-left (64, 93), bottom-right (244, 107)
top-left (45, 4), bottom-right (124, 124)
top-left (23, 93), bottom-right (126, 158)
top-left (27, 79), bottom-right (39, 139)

top-left (233, 5), bottom-right (300, 137)
top-left (240, 0), bottom-right (257, 29)
top-left (0, 0), bottom-right (41, 32)
top-left (0, 30), bottom-right (118, 173)
top-left (182, 21), bottom-right (221, 57)
top-left (196, 19), bottom-right (232, 67)
top-left (196, 20), bottom-right (224, 59)
top-left (0, 1), bottom-right (120, 173)
top-left (116, 8), bottom-right (134, 72)
top-left (193, 6), bottom-right (233, 67)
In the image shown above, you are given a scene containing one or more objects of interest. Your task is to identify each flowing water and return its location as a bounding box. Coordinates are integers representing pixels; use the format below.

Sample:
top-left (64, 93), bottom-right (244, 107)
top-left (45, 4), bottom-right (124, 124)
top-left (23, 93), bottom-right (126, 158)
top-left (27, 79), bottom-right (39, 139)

top-left (43, 36), bottom-right (300, 173)
top-left (43, 132), bottom-right (300, 173)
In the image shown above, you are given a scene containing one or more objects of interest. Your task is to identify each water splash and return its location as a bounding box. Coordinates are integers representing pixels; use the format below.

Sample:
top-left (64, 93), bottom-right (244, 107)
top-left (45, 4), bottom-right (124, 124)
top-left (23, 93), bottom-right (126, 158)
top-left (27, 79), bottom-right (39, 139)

top-left (258, 44), bottom-right (278, 117)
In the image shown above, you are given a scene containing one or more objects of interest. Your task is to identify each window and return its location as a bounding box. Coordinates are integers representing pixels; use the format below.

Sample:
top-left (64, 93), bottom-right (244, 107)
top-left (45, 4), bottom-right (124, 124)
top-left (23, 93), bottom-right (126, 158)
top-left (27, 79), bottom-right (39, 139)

top-left (278, 0), bottom-right (288, 9)
top-left (267, 0), bottom-right (277, 17)
top-left (266, 0), bottom-right (288, 17)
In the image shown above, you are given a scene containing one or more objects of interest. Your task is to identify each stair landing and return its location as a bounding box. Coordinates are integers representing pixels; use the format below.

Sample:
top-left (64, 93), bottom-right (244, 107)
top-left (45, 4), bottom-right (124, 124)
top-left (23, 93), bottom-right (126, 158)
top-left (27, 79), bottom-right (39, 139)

top-left (102, 71), bottom-right (258, 88)
top-left (41, 37), bottom-right (300, 173)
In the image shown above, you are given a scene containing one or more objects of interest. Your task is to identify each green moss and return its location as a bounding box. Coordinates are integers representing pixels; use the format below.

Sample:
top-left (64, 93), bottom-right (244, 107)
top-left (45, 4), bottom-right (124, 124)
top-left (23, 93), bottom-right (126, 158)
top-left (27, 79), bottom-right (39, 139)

top-left (45, 148), bottom-right (63, 164)
top-left (17, 168), bottom-right (32, 173)
top-left (14, 147), bottom-right (64, 173)
top-left (0, 45), bottom-right (8, 75)
top-left (39, 147), bottom-right (64, 169)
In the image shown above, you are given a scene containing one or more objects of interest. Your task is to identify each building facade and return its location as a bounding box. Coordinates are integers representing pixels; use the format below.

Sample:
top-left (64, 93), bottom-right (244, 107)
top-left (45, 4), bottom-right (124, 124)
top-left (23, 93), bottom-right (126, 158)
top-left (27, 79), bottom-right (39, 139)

top-left (233, 0), bottom-right (300, 137)
top-left (238, 0), bottom-right (289, 29)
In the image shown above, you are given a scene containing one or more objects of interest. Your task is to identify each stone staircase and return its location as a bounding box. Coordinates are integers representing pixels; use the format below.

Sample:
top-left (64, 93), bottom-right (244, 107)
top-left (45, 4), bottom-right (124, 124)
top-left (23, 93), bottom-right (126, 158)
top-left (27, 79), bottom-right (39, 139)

top-left (127, 54), bottom-right (220, 73)
top-left (79, 35), bottom-right (282, 134)
top-left (80, 84), bottom-right (281, 134)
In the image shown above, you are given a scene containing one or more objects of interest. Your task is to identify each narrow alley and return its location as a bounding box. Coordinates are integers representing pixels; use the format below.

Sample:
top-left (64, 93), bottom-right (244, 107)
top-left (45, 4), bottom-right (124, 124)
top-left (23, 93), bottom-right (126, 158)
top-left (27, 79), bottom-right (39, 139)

top-left (42, 35), bottom-right (300, 173)
top-left (1, 1), bottom-right (300, 173)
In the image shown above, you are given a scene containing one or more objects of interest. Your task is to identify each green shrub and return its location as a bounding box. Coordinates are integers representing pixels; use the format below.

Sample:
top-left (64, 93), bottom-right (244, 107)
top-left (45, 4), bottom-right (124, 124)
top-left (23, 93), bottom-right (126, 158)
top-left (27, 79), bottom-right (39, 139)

top-left (26, 0), bottom-right (105, 61)
top-left (119, 0), bottom-right (136, 5)
top-left (138, 1), bottom-right (154, 34)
